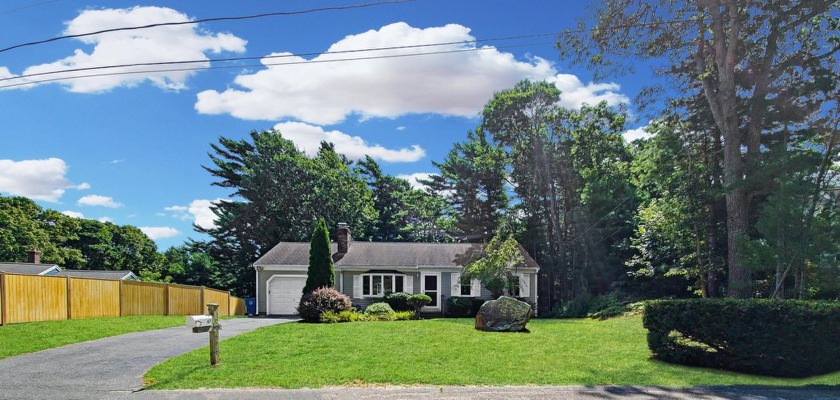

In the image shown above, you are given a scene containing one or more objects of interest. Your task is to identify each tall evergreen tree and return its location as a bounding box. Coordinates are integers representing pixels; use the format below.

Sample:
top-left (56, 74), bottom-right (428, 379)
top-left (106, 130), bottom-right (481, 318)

top-left (425, 128), bottom-right (509, 242)
top-left (198, 129), bottom-right (375, 295)
top-left (481, 81), bottom-right (635, 306)
top-left (304, 217), bottom-right (334, 293)
top-left (356, 156), bottom-right (413, 241)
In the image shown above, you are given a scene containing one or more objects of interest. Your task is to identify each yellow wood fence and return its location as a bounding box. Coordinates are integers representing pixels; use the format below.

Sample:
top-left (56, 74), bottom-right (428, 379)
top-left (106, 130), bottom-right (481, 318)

top-left (0, 272), bottom-right (246, 325)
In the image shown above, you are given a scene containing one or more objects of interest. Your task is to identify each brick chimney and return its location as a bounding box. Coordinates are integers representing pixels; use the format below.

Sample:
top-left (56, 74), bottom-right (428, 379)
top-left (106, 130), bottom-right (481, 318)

top-left (337, 223), bottom-right (352, 254)
top-left (27, 249), bottom-right (41, 264)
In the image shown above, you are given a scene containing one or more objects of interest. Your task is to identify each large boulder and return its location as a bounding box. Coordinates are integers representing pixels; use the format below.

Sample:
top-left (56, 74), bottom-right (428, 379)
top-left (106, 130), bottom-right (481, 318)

top-left (475, 296), bottom-right (532, 332)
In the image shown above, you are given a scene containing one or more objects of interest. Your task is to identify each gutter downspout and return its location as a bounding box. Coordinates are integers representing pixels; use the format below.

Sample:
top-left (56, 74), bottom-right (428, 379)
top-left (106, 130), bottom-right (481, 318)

top-left (252, 264), bottom-right (259, 315)
top-left (534, 268), bottom-right (540, 317)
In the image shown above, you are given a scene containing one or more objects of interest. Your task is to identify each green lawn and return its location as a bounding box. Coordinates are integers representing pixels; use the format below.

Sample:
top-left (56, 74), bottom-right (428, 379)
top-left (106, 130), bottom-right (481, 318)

top-left (145, 316), bottom-right (840, 389)
top-left (0, 316), bottom-right (187, 359)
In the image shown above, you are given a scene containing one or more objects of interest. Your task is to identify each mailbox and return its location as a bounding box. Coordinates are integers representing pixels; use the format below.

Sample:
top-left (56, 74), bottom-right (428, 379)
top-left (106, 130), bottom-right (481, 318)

top-left (187, 315), bottom-right (212, 333)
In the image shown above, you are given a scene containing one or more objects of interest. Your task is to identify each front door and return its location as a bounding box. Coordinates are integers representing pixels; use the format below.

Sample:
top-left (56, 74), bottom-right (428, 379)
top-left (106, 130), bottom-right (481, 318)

top-left (421, 272), bottom-right (440, 312)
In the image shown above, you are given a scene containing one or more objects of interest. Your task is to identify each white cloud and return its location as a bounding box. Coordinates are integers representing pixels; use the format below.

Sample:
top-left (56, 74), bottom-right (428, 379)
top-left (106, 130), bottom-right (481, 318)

top-left (6, 6), bottom-right (246, 92)
top-left (188, 199), bottom-right (222, 230)
top-left (139, 226), bottom-right (179, 240)
top-left (397, 173), bottom-right (434, 190)
top-left (78, 194), bottom-right (122, 208)
top-left (0, 67), bottom-right (13, 79)
top-left (163, 199), bottom-right (223, 230)
top-left (97, 217), bottom-right (113, 223)
top-left (623, 125), bottom-right (653, 142)
top-left (196, 22), bottom-right (558, 125)
top-left (62, 210), bottom-right (85, 219)
top-left (273, 122), bottom-right (425, 162)
top-left (75, 182), bottom-right (91, 190)
top-left (549, 74), bottom-right (630, 110)
top-left (0, 158), bottom-right (86, 202)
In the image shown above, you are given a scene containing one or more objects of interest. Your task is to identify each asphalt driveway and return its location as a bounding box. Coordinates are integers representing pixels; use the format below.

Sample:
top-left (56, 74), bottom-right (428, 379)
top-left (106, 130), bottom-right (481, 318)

top-left (0, 317), bottom-right (294, 400)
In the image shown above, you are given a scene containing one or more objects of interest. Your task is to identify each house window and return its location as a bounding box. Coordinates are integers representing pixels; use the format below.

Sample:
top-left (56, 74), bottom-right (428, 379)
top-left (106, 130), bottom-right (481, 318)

top-left (361, 273), bottom-right (405, 296)
top-left (509, 275), bottom-right (520, 297)
top-left (460, 276), bottom-right (471, 296)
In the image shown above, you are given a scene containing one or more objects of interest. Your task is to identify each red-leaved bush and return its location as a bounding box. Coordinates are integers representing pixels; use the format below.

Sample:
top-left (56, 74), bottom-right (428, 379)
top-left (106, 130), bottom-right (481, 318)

top-left (297, 287), bottom-right (352, 322)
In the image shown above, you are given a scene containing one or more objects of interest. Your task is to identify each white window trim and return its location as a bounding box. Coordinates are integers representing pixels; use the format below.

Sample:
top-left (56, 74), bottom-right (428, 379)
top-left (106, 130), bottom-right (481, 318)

top-left (451, 272), bottom-right (481, 297)
top-left (360, 273), bottom-right (407, 298)
top-left (420, 272), bottom-right (441, 311)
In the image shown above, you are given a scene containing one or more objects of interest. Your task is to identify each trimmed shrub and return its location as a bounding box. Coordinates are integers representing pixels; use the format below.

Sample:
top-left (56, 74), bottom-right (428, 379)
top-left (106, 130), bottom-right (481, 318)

top-left (407, 294), bottom-right (432, 318)
top-left (364, 302), bottom-right (395, 316)
top-left (297, 287), bottom-right (352, 323)
top-left (644, 299), bottom-right (840, 377)
top-left (384, 292), bottom-right (413, 311)
top-left (322, 309), bottom-right (414, 323)
top-left (393, 311), bottom-right (415, 321)
top-left (446, 296), bottom-right (486, 317)
top-left (321, 310), bottom-right (366, 323)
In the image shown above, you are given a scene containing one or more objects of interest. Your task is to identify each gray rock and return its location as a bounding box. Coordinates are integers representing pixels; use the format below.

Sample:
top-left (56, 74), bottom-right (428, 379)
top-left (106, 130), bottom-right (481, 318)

top-left (475, 296), bottom-right (531, 332)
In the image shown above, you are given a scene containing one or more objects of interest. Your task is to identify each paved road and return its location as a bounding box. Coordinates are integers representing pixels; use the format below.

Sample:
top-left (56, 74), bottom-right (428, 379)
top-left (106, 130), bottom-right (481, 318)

top-left (1, 318), bottom-right (836, 400)
top-left (0, 317), bottom-right (294, 400)
top-left (132, 385), bottom-right (840, 400)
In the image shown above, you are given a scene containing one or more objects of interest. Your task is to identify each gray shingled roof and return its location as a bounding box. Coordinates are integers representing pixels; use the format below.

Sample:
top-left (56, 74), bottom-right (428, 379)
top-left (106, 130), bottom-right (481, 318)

top-left (54, 270), bottom-right (137, 280)
top-left (254, 241), bottom-right (540, 270)
top-left (0, 263), bottom-right (59, 275)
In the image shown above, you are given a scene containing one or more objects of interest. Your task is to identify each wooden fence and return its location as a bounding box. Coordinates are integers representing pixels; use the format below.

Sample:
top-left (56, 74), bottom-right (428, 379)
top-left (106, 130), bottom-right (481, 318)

top-left (0, 272), bottom-right (246, 325)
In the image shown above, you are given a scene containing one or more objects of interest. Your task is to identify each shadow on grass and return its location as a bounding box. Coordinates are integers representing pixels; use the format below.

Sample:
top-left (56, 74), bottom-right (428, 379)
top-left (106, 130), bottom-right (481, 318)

top-left (579, 385), bottom-right (840, 399)
top-left (144, 364), bottom-right (209, 389)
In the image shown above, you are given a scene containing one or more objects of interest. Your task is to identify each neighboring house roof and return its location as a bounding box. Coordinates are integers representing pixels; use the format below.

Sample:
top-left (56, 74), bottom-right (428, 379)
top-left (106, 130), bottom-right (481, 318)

top-left (0, 262), bottom-right (61, 275)
top-left (54, 269), bottom-right (139, 281)
top-left (254, 241), bottom-right (540, 270)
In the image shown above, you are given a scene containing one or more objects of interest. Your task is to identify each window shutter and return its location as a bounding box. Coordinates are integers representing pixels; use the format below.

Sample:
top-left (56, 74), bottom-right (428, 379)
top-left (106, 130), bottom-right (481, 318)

top-left (404, 274), bottom-right (413, 293)
top-left (451, 273), bottom-right (461, 297)
top-left (518, 273), bottom-right (529, 298)
top-left (470, 279), bottom-right (481, 297)
top-left (353, 275), bottom-right (362, 299)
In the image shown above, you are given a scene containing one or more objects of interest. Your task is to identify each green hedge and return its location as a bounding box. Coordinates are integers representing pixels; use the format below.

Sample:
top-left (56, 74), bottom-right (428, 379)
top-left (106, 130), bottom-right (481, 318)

top-left (384, 292), bottom-right (413, 312)
top-left (446, 297), bottom-right (486, 317)
top-left (643, 299), bottom-right (840, 377)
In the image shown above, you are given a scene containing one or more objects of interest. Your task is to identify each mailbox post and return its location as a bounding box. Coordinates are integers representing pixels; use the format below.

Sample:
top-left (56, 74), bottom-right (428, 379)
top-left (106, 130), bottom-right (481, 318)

top-left (186, 303), bottom-right (222, 366)
top-left (207, 303), bottom-right (220, 366)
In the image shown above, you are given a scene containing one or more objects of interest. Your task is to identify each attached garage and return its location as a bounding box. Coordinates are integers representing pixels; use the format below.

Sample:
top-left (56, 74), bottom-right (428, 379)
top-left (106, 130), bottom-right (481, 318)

top-left (267, 275), bottom-right (306, 315)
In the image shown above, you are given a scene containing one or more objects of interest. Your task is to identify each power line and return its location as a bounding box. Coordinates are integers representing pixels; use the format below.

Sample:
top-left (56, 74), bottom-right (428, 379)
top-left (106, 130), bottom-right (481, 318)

top-left (0, 0), bottom-right (414, 54)
top-left (0, 32), bottom-right (558, 84)
top-left (0, 16), bottom-right (709, 90)
top-left (0, 0), bottom-right (61, 17)
top-left (0, 41), bottom-right (553, 90)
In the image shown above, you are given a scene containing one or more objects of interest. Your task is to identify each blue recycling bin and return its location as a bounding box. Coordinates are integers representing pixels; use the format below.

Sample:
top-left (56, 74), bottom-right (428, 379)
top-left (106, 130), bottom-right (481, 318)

top-left (245, 297), bottom-right (256, 315)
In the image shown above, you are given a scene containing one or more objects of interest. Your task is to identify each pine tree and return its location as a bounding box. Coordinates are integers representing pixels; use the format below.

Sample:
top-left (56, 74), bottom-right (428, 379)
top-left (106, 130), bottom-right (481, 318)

top-left (304, 217), bottom-right (334, 293)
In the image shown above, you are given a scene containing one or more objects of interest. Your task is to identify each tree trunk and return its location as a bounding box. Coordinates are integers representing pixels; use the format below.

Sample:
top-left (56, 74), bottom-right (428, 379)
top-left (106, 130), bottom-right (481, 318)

top-left (724, 185), bottom-right (751, 298)
top-left (696, 0), bottom-right (751, 298)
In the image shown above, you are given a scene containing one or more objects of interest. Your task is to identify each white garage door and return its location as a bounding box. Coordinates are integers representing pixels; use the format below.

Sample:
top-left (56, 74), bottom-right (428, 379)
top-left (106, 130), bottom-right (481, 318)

top-left (268, 275), bottom-right (307, 315)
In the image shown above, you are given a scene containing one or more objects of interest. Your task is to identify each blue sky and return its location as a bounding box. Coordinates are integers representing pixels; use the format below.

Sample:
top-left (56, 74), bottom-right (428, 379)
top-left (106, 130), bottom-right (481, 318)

top-left (0, 0), bottom-right (652, 249)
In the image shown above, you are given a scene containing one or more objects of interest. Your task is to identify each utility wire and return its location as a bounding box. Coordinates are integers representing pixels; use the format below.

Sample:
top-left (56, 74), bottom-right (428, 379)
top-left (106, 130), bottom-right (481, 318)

top-left (0, 16), bottom-right (714, 90)
top-left (0, 32), bottom-right (558, 84)
top-left (0, 0), bottom-right (414, 54)
top-left (0, 0), bottom-right (61, 17)
top-left (0, 41), bottom-right (553, 90)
